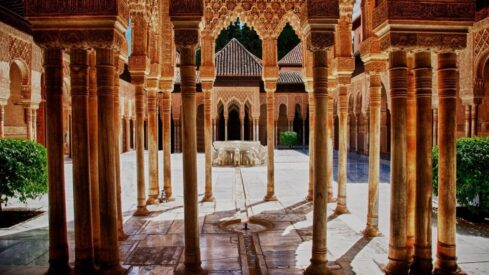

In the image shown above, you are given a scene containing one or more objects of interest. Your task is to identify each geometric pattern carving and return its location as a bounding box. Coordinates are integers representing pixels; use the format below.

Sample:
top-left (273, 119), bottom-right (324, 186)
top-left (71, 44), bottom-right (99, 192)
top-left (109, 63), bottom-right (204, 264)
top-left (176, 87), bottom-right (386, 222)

top-left (474, 27), bottom-right (489, 58)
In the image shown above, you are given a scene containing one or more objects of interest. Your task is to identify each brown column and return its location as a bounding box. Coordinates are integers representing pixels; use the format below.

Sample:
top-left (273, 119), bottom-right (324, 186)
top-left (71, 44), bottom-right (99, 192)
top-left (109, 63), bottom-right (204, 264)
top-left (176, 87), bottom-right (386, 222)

top-left (124, 117), bottom-right (130, 152)
top-left (32, 108), bottom-right (37, 141)
top-left (88, 52), bottom-right (100, 261)
top-left (44, 47), bottom-right (70, 274)
top-left (146, 90), bottom-right (159, 204)
top-left (113, 58), bottom-right (127, 241)
top-left (336, 84), bottom-right (349, 214)
top-left (305, 49), bottom-right (330, 274)
top-left (162, 91), bottom-right (173, 200)
top-left (26, 106), bottom-right (33, 140)
top-left (176, 40), bottom-right (203, 273)
top-left (406, 55), bottom-right (416, 261)
top-left (385, 50), bottom-right (409, 274)
top-left (464, 105), bottom-right (472, 137)
top-left (471, 103), bottom-right (479, 136)
top-left (433, 108), bottom-right (439, 147)
top-left (327, 94), bottom-right (335, 202)
top-left (307, 91), bottom-right (315, 201)
top-left (224, 117), bottom-right (228, 141)
top-left (203, 90), bottom-right (214, 201)
top-left (240, 116), bottom-right (245, 141)
top-left (95, 47), bottom-right (124, 273)
top-left (0, 104), bottom-right (4, 138)
top-left (70, 48), bottom-right (95, 271)
top-left (411, 51), bottom-right (434, 273)
top-left (133, 79), bottom-right (149, 216)
top-left (434, 52), bottom-right (462, 274)
top-left (364, 71), bottom-right (382, 236)
top-left (264, 90), bottom-right (277, 201)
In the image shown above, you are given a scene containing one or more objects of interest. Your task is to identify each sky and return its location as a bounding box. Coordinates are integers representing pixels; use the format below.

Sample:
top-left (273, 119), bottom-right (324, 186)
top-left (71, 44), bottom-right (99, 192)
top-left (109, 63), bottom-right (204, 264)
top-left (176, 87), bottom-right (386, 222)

top-left (353, 0), bottom-right (361, 19)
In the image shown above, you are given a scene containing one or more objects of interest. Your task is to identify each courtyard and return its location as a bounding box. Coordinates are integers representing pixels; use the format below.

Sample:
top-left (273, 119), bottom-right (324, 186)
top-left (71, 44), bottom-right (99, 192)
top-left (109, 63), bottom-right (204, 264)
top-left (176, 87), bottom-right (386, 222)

top-left (0, 150), bottom-right (488, 274)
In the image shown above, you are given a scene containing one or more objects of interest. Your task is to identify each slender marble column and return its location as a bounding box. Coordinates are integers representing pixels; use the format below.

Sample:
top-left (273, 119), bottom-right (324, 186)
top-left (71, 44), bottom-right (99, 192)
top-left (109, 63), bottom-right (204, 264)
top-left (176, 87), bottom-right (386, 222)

top-left (32, 108), bottom-right (37, 141)
top-left (433, 109), bottom-right (439, 147)
top-left (44, 48), bottom-right (70, 274)
top-left (213, 119), bottom-right (217, 142)
top-left (26, 107), bottom-right (33, 140)
top-left (406, 56), bottom-right (416, 261)
top-left (224, 118), bottom-right (228, 141)
top-left (113, 57), bottom-right (127, 241)
top-left (240, 117), bottom-right (245, 141)
top-left (364, 71), bottom-right (382, 237)
top-left (146, 90), bottom-right (160, 204)
top-left (264, 90), bottom-right (277, 201)
top-left (70, 48), bottom-right (95, 271)
top-left (307, 91), bottom-right (315, 201)
top-left (124, 117), bottom-right (130, 152)
top-left (336, 84), bottom-right (349, 215)
top-left (95, 47), bottom-right (124, 273)
top-left (327, 94), bottom-right (335, 202)
top-left (0, 105), bottom-right (4, 138)
top-left (305, 49), bottom-right (330, 274)
top-left (162, 91), bottom-right (173, 200)
top-left (385, 51), bottom-right (409, 274)
top-left (471, 103), bottom-right (479, 136)
top-left (133, 79), bottom-right (149, 216)
top-left (434, 52), bottom-right (463, 275)
top-left (203, 90), bottom-right (214, 201)
top-left (412, 51), bottom-right (433, 273)
top-left (464, 105), bottom-right (472, 137)
top-left (88, 52), bottom-right (100, 261)
top-left (176, 41), bottom-right (204, 272)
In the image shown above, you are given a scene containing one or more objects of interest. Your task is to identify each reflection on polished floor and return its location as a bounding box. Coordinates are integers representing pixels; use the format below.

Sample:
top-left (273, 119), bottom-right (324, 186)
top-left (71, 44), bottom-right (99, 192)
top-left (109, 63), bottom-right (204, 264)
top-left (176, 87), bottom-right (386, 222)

top-left (0, 150), bottom-right (488, 274)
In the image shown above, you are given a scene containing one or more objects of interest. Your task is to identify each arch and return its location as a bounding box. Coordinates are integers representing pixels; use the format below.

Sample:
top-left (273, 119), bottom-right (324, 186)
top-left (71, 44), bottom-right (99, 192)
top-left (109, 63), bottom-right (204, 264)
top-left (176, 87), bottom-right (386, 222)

top-left (226, 97), bottom-right (242, 116)
top-left (4, 61), bottom-right (28, 138)
top-left (273, 11), bottom-right (303, 39)
top-left (475, 50), bottom-right (489, 98)
top-left (10, 59), bottom-right (29, 86)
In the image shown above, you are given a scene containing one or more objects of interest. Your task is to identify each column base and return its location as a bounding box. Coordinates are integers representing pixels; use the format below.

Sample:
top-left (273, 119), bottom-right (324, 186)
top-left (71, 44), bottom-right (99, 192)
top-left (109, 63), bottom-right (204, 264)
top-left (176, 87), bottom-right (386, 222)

top-left (161, 196), bottom-right (175, 203)
top-left (328, 196), bottom-right (337, 203)
top-left (201, 195), bottom-right (215, 202)
top-left (74, 259), bottom-right (97, 275)
top-left (175, 263), bottom-right (207, 275)
top-left (46, 261), bottom-right (71, 275)
top-left (133, 206), bottom-right (150, 216)
top-left (433, 267), bottom-right (466, 275)
top-left (263, 194), bottom-right (278, 201)
top-left (306, 194), bottom-right (314, 202)
top-left (118, 230), bottom-right (129, 241)
top-left (146, 196), bottom-right (160, 205)
top-left (334, 205), bottom-right (349, 215)
top-left (385, 258), bottom-right (410, 275)
top-left (305, 260), bottom-right (341, 275)
top-left (410, 257), bottom-right (433, 275)
top-left (98, 264), bottom-right (127, 275)
top-left (362, 225), bottom-right (382, 238)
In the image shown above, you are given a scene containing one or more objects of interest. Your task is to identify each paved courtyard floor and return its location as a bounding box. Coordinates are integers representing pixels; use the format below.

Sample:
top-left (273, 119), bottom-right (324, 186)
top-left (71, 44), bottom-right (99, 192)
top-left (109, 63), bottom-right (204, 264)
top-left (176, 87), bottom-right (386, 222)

top-left (0, 150), bottom-right (488, 274)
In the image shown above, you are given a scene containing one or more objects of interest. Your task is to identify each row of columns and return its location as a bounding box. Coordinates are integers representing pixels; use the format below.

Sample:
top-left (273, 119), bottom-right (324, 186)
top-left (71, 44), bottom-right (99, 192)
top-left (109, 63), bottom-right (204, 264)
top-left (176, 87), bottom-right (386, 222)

top-left (0, 104), bottom-right (38, 140)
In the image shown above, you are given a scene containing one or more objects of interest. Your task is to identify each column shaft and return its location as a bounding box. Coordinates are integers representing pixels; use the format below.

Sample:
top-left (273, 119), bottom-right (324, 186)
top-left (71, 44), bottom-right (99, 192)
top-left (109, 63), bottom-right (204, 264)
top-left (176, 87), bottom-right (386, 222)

top-left (471, 104), bottom-right (478, 136)
top-left (264, 91), bottom-right (277, 201)
top-left (406, 57), bottom-right (416, 261)
top-left (95, 47), bottom-right (122, 272)
top-left (307, 92), bottom-right (315, 201)
top-left (26, 107), bottom-right (33, 140)
top-left (225, 119), bottom-right (228, 141)
top-left (147, 91), bottom-right (159, 204)
top-left (464, 105), bottom-right (471, 137)
top-left (327, 95), bottom-right (335, 202)
top-left (364, 73), bottom-right (382, 236)
top-left (306, 50), bottom-right (330, 273)
top-left (0, 105), bottom-right (4, 138)
top-left (44, 48), bottom-right (70, 273)
top-left (124, 117), bottom-right (130, 152)
top-left (336, 89), bottom-right (349, 214)
top-left (162, 91), bottom-right (173, 200)
top-left (203, 90), bottom-right (214, 201)
top-left (88, 52), bottom-right (100, 261)
top-left (32, 108), bottom-right (37, 141)
top-left (70, 48), bottom-right (94, 269)
top-left (434, 52), bottom-right (461, 274)
top-left (133, 83), bottom-right (149, 216)
top-left (385, 51), bottom-right (409, 274)
top-left (412, 51), bottom-right (433, 273)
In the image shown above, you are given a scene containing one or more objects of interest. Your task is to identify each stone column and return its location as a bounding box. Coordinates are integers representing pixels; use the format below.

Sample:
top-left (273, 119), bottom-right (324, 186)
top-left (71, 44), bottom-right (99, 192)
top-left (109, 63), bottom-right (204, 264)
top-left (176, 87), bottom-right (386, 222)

top-left (95, 47), bottom-right (124, 273)
top-left (406, 55), bottom-right (416, 262)
top-left (464, 104), bottom-right (472, 137)
top-left (327, 94), bottom-right (335, 202)
top-left (88, 52), bottom-right (100, 261)
top-left (335, 80), bottom-right (349, 215)
top-left (26, 106), bottom-right (33, 140)
top-left (44, 47), bottom-right (70, 274)
top-left (0, 104), bottom-right (4, 138)
top-left (203, 89), bottom-right (214, 202)
top-left (385, 51), bottom-right (409, 274)
top-left (306, 91), bottom-right (315, 201)
top-left (113, 56), bottom-right (127, 241)
top-left (175, 31), bottom-right (204, 273)
top-left (212, 119), bottom-right (217, 142)
top-left (69, 48), bottom-right (94, 271)
top-left (133, 77), bottom-right (149, 216)
top-left (363, 67), bottom-right (383, 237)
top-left (146, 90), bottom-right (159, 204)
top-left (264, 89), bottom-right (277, 201)
top-left (162, 90), bottom-right (173, 200)
top-left (124, 117), bottom-right (130, 152)
top-left (224, 117), bottom-right (228, 141)
top-left (434, 52), bottom-right (462, 274)
top-left (32, 108), bottom-right (37, 141)
top-left (305, 48), bottom-right (331, 275)
top-left (433, 108), bottom-right (439, 146)
top-left (240, 116), bottom-right (245, 141)
top-left (411, 51), bottom-right (433, 273)
top-left (471, 102), bottom-right (479, 136)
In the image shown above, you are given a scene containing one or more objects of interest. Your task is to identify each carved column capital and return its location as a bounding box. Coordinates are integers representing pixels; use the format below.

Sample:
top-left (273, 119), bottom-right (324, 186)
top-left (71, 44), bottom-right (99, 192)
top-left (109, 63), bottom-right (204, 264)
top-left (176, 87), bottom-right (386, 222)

top-left (174, 29), bottom-right (200, 50)
top-left (306, 31), bottom-right (335, 52)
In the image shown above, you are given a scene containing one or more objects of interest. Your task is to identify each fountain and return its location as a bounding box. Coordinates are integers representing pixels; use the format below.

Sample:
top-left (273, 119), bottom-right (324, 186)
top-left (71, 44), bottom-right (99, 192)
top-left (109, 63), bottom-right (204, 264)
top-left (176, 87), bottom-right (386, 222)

top-left (212, 141), bottom-right (267, 167)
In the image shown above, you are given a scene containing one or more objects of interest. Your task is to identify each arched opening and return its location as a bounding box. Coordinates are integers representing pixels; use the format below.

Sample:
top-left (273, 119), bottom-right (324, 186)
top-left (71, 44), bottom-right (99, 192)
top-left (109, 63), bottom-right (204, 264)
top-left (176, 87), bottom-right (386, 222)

top-left (293, 104), bottom-right (303, 145)
top-left (228, 105), bottom-right (241, 141)
top-left (277, 104), bottom-right (288, 145)
top-left (476, 54), bottom-right (489, 136)
top-left (355, 93), bottom-right (363, 153)
top-left (244, 103), bottom-right (252, 141)
top-left (196, 104), bottom-right (205, 152)
top-left (217, 102), bottom-right (225, 141)
top-left (5, 62), bottom-right (27, 139)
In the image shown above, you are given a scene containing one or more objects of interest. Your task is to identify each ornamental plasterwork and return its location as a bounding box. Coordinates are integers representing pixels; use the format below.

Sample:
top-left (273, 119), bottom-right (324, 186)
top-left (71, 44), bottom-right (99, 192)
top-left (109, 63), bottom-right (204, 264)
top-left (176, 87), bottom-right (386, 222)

top-left (203, 0), bottom-right (304, 39)
top-left (213, 86), bottom-right (260, 118)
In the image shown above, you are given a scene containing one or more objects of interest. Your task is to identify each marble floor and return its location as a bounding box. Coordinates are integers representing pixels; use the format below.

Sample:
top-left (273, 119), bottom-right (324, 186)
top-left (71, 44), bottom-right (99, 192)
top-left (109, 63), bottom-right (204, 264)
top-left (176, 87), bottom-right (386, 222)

top-left (0, 150), bottom-right (488, 274)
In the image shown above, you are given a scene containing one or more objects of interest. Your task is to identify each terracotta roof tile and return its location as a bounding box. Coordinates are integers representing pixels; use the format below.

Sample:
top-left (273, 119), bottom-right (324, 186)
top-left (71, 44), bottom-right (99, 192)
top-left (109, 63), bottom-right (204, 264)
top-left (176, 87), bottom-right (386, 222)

top-left (278, 43), bottom-right (302, 66)
top-left (215, 38), bottom-right (262, 77)
top-left (278, 71), bottom-right (303, 84)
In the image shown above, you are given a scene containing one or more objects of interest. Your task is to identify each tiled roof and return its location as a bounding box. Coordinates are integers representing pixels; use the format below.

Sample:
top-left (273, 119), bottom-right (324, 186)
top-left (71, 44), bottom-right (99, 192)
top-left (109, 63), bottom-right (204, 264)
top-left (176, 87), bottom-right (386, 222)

top-left (278, 43), bottom-right (302, 66)
top-left (215, 38), bottom-right (262, 77)
top-left (278, 71), bottom-right (303, 85)
top-left (0, 0), bottom-right (24, 17)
